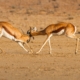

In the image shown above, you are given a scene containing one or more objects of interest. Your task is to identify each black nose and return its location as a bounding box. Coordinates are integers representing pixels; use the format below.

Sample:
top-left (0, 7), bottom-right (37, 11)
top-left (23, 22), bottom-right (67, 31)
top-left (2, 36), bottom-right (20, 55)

top-left (27, 31), bottom-right (30, 35)
top-left (27, 39), bottom-right (30, 43)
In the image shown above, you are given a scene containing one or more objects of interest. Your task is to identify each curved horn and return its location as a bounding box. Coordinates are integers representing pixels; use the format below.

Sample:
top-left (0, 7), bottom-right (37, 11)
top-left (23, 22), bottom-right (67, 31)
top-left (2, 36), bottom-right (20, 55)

top-left (30, 27), bottom-right (34, 39)
top-left (21, 28), bottom-right (25, 34)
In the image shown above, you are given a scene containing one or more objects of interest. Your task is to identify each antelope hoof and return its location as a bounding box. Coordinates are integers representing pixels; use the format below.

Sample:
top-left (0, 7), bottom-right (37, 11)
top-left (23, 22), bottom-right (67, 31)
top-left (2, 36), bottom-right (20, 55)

top-left (28, 50), bottom-right (33, 54)
top-left (75, 51), bottom-right (77, 54)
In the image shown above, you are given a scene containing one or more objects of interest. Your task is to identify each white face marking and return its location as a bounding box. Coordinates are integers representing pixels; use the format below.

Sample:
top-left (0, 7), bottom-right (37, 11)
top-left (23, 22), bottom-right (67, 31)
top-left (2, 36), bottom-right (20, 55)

top-left (57, 29), bottom-right (65, 35)
top-left (32, 27), bottom-right (38, 32)
top-left (33, 27), bottom-right (37, 31)
top-left (2, 28), bottom-right (15, 40)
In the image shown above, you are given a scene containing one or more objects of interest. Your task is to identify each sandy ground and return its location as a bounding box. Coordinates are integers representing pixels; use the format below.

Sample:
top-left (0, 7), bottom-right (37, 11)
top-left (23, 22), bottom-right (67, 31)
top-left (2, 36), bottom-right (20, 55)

top-left (0, 0), bottom-right (80, 80)
top-left (0, 33), bottom-right (80, 80)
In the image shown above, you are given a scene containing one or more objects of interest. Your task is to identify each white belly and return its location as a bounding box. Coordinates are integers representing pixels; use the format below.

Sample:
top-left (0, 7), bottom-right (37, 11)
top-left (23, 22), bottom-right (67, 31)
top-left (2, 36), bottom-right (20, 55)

top-left (57, 29), bottom-right (65, 35)
top-left (2, 29), bottom-right (15, 40)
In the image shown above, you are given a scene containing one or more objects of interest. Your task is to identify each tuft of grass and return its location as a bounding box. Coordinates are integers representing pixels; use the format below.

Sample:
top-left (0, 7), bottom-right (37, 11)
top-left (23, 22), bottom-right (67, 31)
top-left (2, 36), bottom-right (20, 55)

top-left (68, 17), bottom-right (74, 20)
top-left (11, 6), bottom-right (16, 9)
top-left (52, 0), bottom-right (57, 1)
top-left (78, 4), bottom-right (80, 6)
top-left (9, 10), bottom-right (14, 13)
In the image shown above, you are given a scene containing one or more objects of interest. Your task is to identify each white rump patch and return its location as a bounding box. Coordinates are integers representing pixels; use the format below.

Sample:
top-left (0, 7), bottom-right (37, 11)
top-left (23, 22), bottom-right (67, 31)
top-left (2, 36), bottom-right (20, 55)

top-left (74, 26), bottom-right (77, 34)
top-left (57, 29), bottom-right (65, 35)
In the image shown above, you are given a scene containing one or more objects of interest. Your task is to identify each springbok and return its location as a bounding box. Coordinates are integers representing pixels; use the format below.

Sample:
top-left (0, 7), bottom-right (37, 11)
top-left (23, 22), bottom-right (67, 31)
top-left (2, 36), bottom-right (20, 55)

top-left (27, 22), bottom-right (79, 54)
top-left (0, 21), bottom-right (32, 53)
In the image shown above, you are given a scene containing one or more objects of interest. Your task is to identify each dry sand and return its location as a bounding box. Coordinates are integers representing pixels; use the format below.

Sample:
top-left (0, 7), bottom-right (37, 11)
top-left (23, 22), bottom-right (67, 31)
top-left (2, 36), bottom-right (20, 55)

top-left (0, 0), bottom-right (80, 80)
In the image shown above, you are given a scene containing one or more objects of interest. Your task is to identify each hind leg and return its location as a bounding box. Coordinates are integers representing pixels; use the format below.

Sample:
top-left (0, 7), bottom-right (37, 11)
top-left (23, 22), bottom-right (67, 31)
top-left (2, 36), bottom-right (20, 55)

top-left (18, 42), bottom-right (29, 52)
top-left (75, 38), bottom-right (79, 54)
top-left (67, 34), bottom-right (79, 54)
top-left (0, 31), bottom-right (3, 53)
top-left (0, 31), bottom-right (3, 37)
top-left (66, 24), bottom-right (79, 54)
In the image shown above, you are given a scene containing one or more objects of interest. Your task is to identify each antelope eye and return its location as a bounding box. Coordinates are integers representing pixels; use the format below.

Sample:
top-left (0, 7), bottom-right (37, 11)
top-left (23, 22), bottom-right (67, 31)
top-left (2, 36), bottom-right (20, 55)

top-left (27, 39), bottom-right (30, 43)
top-left (27, 31), bottom-right (30, 34)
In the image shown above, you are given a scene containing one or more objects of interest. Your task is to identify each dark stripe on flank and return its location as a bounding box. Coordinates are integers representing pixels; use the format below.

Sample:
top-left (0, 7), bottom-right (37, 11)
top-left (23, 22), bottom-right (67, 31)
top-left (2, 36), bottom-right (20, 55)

top-left (3, 26), bottom-right (16, 38)
top-left (52, 27), bottom-right (65, 33)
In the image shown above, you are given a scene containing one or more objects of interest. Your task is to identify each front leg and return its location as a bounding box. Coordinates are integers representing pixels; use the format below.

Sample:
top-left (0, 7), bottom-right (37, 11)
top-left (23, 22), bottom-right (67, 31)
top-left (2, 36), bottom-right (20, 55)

top-left (25, 42), bottom-right (33, 53)
top-left (18, 42), bottom-right (29, 53)
top-left (75, 38), bottom-right (79, 54)
top-left (36, 36), bottom-right (49, 53)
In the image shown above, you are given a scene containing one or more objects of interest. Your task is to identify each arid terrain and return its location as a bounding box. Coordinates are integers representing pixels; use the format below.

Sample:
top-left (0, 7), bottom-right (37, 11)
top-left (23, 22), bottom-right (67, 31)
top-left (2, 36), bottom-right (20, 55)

top-left (0, 0), bottom-right (80, 80)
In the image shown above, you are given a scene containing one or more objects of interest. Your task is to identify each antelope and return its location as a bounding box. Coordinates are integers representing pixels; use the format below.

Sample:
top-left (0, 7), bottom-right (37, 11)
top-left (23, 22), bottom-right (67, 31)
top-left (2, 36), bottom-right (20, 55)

top-left (27, 22), bottom-right (79, 54)
top-left (0, 21), bottom-right (32, 53)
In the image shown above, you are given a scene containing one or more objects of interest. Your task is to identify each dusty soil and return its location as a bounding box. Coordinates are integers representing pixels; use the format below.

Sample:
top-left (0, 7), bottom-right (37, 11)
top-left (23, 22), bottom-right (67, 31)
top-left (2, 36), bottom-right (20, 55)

top-left (0, 0), bottom-right (80, 80)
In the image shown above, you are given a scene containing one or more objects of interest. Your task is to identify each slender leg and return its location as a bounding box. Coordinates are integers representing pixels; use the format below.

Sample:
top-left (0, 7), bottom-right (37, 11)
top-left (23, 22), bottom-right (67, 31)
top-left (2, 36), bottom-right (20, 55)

top-left (14, 38), bottom-right (23, 42)
top-left (0, 31), bottom-right (3, 37)
top-left (25, 42), bottom-right (33, 53)
top-left (48, 34), bottom-right (53, 54)
top-left (67, 34), bottom-right (79, 54)
top-left (48, 39), bottom-right (52, 54)
top-left (36, 34), bottom-right (52, 53)
top-left (0, 31), bottom-right (3, 53)
top-left (36, 37), bottom-right (49, 53)
top-left (18, 42), bottom-right (28, 52)
top-left (0, 47), bottom-right (3, 53)
top-left (75, 38), bottom-right (79, 54)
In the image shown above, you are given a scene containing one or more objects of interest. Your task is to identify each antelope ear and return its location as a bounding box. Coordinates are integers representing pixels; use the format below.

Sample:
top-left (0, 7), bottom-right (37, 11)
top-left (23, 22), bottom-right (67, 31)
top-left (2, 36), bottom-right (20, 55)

top-left (30, 27), bottom-right (32, 33)
top-left (30, 27), bottom-right (32, 31)
top-left (33, 27), bottom-right (37, 31)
